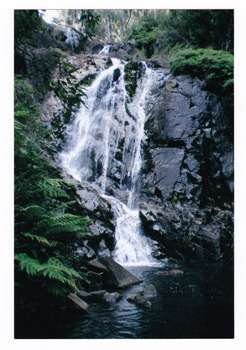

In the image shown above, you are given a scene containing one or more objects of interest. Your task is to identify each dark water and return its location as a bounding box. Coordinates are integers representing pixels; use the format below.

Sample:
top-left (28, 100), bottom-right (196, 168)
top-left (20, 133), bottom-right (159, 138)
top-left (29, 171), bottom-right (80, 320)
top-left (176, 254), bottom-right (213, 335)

top-left (16, 262), bottom-right (234, 339)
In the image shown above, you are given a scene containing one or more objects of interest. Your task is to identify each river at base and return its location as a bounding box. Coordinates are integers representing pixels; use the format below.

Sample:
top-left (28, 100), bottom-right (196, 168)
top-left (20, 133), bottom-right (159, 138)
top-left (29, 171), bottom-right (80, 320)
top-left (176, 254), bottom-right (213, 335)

top-left (15, 262), bottom-right (234, 339)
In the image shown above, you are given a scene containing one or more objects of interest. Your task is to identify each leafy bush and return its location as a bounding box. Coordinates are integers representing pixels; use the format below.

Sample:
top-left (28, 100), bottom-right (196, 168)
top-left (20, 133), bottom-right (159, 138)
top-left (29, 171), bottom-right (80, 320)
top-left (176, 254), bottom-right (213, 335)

top-left (129, 17), bottom-right (162, 58)
top-left (169, 48), bottom-right (234, 111)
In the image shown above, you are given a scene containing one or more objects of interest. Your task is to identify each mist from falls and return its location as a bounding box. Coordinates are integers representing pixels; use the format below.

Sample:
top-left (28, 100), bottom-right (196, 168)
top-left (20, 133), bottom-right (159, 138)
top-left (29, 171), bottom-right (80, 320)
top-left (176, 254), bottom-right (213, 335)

top-left (59, 55), bottom-right (164, 266)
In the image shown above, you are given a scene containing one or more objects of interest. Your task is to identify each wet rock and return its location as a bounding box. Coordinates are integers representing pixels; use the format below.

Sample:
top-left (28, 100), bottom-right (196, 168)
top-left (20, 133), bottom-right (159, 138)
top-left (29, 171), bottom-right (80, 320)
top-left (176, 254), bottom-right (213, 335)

top-left (103, 292), bottom-right (122, 302)
top-left (141, 284), bottom-right (157, 299)
top-left (76, 240), bottom-right (96, 260)
top-left (86, 271), bottom-right (103, 291)
top-left (98, 239), bottom-right (111, 257)
top-left (68, 293), bottom-right (90, 313)
top-left (127, 294), bottom-right (152, 308)
top-left (155, 269), bottom-right (184, 276)
top-left (77, 289), bottom-right (107, 301)
top-left (143, 74), bottom-right (233, 208)
top-left (107, 40), bottom-right (137, 60)
top-left (150, 148), bottom-right (185, 197)
top-left (88, 259), bottom-right (108, 273)
top-left (97, 256), bottom-right (142, 288)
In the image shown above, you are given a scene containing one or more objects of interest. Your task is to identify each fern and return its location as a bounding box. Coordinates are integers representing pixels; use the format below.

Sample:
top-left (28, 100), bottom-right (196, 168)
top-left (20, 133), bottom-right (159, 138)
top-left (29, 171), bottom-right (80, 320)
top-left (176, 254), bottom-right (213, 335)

top-left (22, 205), bottom-right (46, 218)
top-left (15, 253), bottom-right (42, 276)
top-left (36, 213), bottom-right (89, 238)
top-left (14, 119), bottom-right (26, 131)
top-left (15, 253), bottom-right (83, 292)
top-left (21, 232), bottom-right (53, 246)
top-left (37, 178), bottom-right (70, 199)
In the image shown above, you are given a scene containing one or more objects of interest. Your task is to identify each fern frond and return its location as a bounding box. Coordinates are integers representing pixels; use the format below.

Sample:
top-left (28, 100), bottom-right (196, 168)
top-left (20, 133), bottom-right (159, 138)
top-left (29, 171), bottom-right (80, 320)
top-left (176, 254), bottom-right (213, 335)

top-left (15, 253), bottom-right (83, 292)
top-left (15, 253), bottom-right (42, 276)
top-left (37, 213), bottom-right (89, 237)
top-left (58, 200), bottom-right (77, 209)
top-left (22, 205), bottom-right (46, 218)
top-left (46, 257), bottom-right (83, 279)
top-left (21, 232), bottom-right (53, 246)
top-left (38, 178), bottom-right (70, 199)
top-left (14, 119), bottom-right (25, 130)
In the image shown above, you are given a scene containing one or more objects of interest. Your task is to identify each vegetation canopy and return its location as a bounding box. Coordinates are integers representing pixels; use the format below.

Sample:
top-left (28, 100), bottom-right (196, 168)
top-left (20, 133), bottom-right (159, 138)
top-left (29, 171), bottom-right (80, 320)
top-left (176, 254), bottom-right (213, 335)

top-left (169, 48), bottom-right (234, 112)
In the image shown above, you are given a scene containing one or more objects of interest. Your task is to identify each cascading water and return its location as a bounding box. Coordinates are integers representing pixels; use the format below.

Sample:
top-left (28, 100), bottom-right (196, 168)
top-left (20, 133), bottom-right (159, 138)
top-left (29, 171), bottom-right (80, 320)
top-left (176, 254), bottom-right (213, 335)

top-left (99, 44), bottom-right (111, 55)
top-left (59, 53), bottom-right (164, 266)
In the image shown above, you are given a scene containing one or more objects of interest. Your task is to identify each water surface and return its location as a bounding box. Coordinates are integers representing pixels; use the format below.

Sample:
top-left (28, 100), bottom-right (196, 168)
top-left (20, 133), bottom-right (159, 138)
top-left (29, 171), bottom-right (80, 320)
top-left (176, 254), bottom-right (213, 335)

top-left (17, 262), bottom-right (233, 339)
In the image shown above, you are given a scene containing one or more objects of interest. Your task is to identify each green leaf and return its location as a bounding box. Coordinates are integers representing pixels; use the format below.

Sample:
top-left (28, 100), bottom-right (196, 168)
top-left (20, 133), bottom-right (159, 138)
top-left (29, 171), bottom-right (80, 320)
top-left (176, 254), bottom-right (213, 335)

top-left (21, 233), bottom-right (53, 246)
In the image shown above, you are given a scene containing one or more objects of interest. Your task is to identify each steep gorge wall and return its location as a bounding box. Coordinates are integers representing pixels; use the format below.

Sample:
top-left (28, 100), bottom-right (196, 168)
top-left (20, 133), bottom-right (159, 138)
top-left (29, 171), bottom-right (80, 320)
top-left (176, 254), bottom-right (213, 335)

top-left (16, 23), bottom-right (233, 264)
top-left (139, 73), bottom-right (233, 263)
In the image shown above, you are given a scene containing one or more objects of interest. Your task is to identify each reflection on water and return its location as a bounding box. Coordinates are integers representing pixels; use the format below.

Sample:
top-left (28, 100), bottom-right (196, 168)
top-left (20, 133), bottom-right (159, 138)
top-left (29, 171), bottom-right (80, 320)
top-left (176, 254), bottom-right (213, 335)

top-left (16, 263), bottom-right (234, 339)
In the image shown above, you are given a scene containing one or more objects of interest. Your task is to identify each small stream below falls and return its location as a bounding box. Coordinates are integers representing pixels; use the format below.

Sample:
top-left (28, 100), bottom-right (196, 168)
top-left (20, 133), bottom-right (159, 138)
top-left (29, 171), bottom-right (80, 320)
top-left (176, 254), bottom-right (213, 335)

top-left (16, 263), bottom-right (233, 339)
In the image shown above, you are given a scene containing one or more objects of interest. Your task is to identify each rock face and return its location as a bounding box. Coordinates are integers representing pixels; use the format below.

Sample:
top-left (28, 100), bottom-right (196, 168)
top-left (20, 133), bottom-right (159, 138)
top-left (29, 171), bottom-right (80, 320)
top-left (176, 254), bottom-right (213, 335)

top-left (20, 22), bottom-right (233, 265)
top-left (138, 73), bottom-right (233, 263)
top-left (143, 74), bottom-right (233, 208)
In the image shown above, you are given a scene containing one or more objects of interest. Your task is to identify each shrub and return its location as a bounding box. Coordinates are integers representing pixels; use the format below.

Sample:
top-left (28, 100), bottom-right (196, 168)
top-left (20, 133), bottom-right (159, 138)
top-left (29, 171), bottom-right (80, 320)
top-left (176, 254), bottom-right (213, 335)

top-left (169, 48), bottom-right (234, 111)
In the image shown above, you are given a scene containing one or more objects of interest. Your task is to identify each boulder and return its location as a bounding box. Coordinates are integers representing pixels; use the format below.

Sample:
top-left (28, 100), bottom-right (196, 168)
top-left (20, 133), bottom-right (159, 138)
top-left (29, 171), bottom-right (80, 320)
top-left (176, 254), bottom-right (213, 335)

top-left (141, 284), bottom-right (157, 299)
top-left (155, 269), bottom-right (184, 276)
top-left (127, 294), bottom-right (152, 308)
top-left (97, 256), bottom-right (142, 288)
top-left (88, 259), bottom-right (108, 273)
top-left (77, 289), bottom-right (107, 301)
top-left (85, 271), bottom-right (103, 291)
top-left (103, 292), bottom-right (122, 302)
top-left (68, 293), bottom-right (90, 313)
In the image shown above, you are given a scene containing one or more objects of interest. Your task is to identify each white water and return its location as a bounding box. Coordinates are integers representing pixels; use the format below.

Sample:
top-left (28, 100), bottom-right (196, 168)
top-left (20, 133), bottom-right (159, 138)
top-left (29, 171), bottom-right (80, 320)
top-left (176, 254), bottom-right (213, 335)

top-left (59, 54), bottom-right (163, 266)
top-left (99, 45), bottom-right (111, 55)
top-left (103, 195), bottom-right (159, 266)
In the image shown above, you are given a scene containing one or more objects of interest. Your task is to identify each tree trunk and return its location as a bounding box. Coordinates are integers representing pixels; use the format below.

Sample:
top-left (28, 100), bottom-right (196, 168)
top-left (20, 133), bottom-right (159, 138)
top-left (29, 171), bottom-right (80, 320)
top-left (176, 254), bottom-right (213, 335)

top-left (106, 16), bottom-right (113, 43)
top-left (119, 17), bottom-right (124, 42)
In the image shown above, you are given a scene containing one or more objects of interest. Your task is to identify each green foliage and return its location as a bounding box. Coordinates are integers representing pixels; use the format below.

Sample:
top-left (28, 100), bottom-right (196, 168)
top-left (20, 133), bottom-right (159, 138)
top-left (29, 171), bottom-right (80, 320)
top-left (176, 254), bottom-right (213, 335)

top-left (56, 10), bottom-right (100, 42)
top-left (14, 11), bottom-right (88, 126)
top-left (129, 15), bottom-right (162, 58)
top-left (14, 10), bottom-right (43, 44)
top-left (50, 60), bottom-right (87, 124)
top-left (171, 195), bottom-right (178, 206)
top-left (24, 54), bottom-right (87, 125)
top-left (169, 48), bottom-right (234, 111)
top-left (128, 9), bottom-right (233, 57)
top-left (14, 74), bottom-right (90, 313)
top-left (124, 61), bottom-right (144, 98)
top-left (15, 253), bottom-right (83, 293)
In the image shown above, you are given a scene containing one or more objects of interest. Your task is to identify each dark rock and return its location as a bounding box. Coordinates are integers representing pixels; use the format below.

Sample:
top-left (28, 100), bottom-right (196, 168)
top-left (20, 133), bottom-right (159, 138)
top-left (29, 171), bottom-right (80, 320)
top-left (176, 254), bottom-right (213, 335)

top-left (88, 259), bottom-right (108, 273)
top-left (150, 148), bottom-right (185, 198)
top-left (146, 57), bottom-right (169, 68)
top-left (86, 271), bottom-right (103, 291)
top-left (141, 284), bottom-right (157, 299)
top-left (98, 239), bottom-right (111, 257)
top-left (97, 256), bottom-right (142, 288)
top-left (77, 289), bottom-right (107, 301)
top-left (68, 293), bottom-right (90, 313)
top-left (143, 74), bottom-right (233, 207)
top-left (155, 269), bottom-right (184, 276)
top-left (127, 294), bottom-right (152, 308)
top-left (89, 43), bottom-right (104, 54)
top-left (103, 292), bottom-right (122, 302)
top-left (108, 40), bottom-right (136, 60)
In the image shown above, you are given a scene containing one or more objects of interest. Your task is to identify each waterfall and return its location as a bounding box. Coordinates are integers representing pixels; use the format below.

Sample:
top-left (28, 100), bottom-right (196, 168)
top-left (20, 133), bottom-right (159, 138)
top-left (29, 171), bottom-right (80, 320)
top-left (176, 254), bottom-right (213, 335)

top-left (99, 45), bottom-right (111, 55)
top-left (59, 55), bottom-right (164, 266)
top-left (65, 27), bottom-right (81, 51)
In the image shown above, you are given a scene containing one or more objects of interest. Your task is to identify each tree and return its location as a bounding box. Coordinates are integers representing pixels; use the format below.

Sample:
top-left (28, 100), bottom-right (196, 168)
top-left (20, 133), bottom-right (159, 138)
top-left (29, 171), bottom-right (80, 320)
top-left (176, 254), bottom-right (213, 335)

top-left (128, 9), bottom-right (234, 56)
top-left (55, 9), bottom-right (100, 42)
